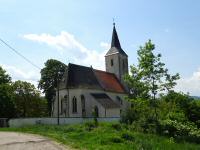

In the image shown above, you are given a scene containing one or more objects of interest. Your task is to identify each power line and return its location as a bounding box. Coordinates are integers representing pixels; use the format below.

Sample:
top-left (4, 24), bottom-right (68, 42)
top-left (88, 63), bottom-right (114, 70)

top-left (0, 38), bottom-right (41, 70)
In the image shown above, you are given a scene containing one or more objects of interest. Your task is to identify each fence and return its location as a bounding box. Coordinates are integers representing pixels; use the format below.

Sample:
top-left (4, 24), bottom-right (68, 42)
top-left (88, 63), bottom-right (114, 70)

top-left (0, 118), bottom-right (8, 127)
top-left (9, 117), bottom-right (120, 127)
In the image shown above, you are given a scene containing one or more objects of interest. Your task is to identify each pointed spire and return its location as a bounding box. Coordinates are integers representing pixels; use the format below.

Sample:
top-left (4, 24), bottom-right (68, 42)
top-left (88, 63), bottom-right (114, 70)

top-left (105, 23), bottom-right (128, 57)
top-left (111, 23), bottom-right (122, 49)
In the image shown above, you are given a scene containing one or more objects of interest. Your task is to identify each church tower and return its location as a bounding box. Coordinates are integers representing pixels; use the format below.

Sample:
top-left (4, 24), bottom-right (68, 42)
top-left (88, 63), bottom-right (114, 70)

top-left (105, 23), bottom-right (128, 86)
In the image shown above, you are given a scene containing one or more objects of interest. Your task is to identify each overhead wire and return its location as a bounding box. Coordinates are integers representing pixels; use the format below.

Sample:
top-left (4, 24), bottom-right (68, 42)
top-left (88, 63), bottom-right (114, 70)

top-left (0, 38), bottom-right (41, 70)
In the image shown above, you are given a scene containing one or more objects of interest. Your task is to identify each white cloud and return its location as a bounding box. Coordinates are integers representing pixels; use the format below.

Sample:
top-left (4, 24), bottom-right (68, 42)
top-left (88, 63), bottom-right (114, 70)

top-left (175, 68), bottom-right (200, 96)
top-left (1, 64), bottom-right (40, 88)
top-left (23, 31), bottom-right (108, 70)
top-left (100, 42), bottom-right (110, 50)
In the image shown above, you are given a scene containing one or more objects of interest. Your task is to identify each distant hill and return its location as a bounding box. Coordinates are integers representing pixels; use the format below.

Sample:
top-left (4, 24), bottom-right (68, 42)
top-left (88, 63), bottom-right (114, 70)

top-left (191, 96), bottom-right (200, 100)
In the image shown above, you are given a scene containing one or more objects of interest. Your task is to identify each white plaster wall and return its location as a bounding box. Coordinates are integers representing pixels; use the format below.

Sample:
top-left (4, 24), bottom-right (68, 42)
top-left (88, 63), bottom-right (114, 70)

top-left (105, 54), bottom-right (120, 79)
top-left (9, 117), bottom-right (120, 127)
top-left (53, 88), bottom-right (130, 118)
top-left (68, 89), bottom-right (106, 117)
top-left (105, 53), bottom-right (128, 84)
top-left (106, 108), bottom-right (120, 117)
top-left (53, 89), bottom-right (68, 117)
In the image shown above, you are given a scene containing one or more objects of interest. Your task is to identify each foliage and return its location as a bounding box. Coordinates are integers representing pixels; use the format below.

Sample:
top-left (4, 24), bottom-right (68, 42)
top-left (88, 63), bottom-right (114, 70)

top-left (0, 84), bottom-right (15, 118)
top-left (122, 91), bottom-right (200, 143)
top-left (12, 80), bottom-right (48, 117)
top-left (160, 119), bottom-right (200, 143)
top-left (0, 66), bottom-right (11, 84)
top-left (38, 59), bottom-right (67, 116)
top-left (122, 40), bottom-right (200, 145)
top-left (0, 66), bottom-right (15, 118)
top-left (121, 98), bottom-right (151, 124)
top-left (124, 40), bottom-right (180, 120)
top-left (92, 106), bottom-right (99, 126)
top-left (124, 40), bottom-right (180, 99)
top-left (1, 123), bottom-right (200, 150)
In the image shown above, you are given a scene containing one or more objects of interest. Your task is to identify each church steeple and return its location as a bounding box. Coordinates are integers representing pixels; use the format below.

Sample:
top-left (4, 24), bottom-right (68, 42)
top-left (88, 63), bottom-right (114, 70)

top-left (105, 23), bottom-right (128, 86)
top-left (111, 23), bottom-right (122, 49)
top-left (105, 24), bottom-right (127, 57)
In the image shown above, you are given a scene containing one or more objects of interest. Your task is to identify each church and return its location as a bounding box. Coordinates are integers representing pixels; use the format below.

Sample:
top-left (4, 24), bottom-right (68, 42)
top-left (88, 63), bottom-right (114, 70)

top-left (52, 24), bottom-right (130, 118)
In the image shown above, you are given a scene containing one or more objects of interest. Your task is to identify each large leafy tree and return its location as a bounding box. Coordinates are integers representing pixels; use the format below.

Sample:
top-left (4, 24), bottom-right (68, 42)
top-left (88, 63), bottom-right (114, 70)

top-left (125, 40), bottom-right (180, 118)
top-left (0, 66), bottom-right (15, 118)
top-left (12, 80), bottom-right (48, 117)
top-left (125, 40), bottom-right (180, 98)
top-left (38, 59), bottom-right (67, 116)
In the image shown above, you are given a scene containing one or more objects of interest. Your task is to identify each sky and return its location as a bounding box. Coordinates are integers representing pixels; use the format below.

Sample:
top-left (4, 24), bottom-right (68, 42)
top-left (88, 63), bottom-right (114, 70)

top-left (0, 0), bottom-right (200, 96)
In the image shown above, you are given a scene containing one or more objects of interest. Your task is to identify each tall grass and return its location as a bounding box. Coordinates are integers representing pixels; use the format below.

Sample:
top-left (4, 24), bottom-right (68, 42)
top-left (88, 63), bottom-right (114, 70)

top-left (1, 122), bottom-right (200, 150)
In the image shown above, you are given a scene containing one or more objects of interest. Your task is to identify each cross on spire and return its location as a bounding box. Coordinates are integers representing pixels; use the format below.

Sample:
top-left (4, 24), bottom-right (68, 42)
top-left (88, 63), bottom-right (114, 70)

top-left (113, 18), bottom-right (115, 26)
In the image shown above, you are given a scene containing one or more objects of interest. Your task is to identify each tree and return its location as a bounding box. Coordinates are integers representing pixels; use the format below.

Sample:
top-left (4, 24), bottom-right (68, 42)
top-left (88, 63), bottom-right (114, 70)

top-left (0, 84), bottom-right (15, 118)
top-left (0, 66), bottom-right (15, 118)
top-left (12, 80), bottom-right (48, 117)
top-left (0, 66), bottom-right (11, 84)
top-left (38, 59), bottom-right (67, 116)
top-left (125, 40), bottom-right (180, 118)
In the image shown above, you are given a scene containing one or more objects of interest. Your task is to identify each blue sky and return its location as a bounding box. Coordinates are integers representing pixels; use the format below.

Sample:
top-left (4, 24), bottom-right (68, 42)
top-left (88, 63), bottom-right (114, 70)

top-left (0, 0), bottom-right (200, 95)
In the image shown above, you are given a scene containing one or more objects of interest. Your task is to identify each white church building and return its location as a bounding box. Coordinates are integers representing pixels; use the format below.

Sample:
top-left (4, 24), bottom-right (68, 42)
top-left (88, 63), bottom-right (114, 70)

top-left (52, 24), bottom-right (130, 118)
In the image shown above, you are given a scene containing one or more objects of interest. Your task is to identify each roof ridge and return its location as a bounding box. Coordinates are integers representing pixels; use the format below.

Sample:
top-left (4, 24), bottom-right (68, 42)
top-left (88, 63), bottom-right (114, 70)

top-left (94, 69), bottom-right (116, 75)
top-left (68, 63), bottom-right (91, 69)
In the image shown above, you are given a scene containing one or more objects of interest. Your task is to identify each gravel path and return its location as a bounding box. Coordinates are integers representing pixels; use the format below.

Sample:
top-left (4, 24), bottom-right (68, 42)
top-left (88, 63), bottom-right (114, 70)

top-left (0, 132), bottom-right (70, 150)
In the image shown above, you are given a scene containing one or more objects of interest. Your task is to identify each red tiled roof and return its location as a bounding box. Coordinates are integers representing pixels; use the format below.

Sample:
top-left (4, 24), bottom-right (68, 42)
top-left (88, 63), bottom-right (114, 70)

top-left (94, 69), bottom-right (126, 93)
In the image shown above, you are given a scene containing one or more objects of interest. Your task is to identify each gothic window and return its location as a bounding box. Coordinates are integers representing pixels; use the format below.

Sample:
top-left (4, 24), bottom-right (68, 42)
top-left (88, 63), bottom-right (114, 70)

top-left (81, 95), bottom-right (85, 110)
top-left (116, 96), bottom-right (123, 105)
top-left (81, 95), bottom-right (86, 117)
top-left (94, 106), bottom-right (99, 117)
top-left (111, 59), bottom-right (113, 66)
top-left (61, 98), bottom-right (64, 114)
top-left (120, 109), bottom-right (122, 115)
top-left (72, 96), bottom-right (77, 113)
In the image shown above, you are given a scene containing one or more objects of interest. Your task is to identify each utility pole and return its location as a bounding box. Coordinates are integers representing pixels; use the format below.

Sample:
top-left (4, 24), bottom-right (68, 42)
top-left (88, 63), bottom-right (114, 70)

top-left (57, 75), bottom-right (60, 125)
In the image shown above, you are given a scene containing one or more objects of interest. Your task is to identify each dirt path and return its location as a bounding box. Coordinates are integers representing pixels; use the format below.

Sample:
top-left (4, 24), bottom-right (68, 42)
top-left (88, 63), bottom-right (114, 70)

top-left (0, 132), bottom-right (70, 150)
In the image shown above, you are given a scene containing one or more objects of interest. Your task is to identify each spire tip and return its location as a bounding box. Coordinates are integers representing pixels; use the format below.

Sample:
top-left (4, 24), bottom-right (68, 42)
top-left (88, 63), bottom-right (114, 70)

top-left (113, 18), bottom-right (115, 26)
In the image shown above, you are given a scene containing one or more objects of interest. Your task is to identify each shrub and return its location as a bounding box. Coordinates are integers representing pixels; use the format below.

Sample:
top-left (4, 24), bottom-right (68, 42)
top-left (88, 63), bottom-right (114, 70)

top-left (111, 123), bottom-right (122, 131)
top-left (109, 136), bottom-right (123, 143)
top-left (120, 108), bottom-right (137, 124)
top-left (121, 132), bottom-right (134, 141)
top-left (84, 121), bottom-right (96, 131)
top-left (160, 119), bottom-right (200, 143)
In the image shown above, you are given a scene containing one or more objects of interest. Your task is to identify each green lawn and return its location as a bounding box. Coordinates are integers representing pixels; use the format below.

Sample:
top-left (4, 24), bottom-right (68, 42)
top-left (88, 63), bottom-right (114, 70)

top-left (1, 122), bottom-right (200, 150)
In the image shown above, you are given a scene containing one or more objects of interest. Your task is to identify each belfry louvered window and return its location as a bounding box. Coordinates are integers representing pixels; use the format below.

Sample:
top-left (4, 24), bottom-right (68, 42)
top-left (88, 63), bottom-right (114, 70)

top-left (111, 59), bottom-right (113, 66)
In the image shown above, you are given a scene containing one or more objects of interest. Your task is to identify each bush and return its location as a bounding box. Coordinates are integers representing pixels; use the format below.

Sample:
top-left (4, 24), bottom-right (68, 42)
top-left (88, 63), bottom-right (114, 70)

top-left (160, 119), bottom-right (200, 143)
top-left (84, 121), bottom-right (96, 131)
top-left (109, 136), bottom-right (123, 143)
top-left (120, 108), bottom-right (137, 124)
top-left (111, 123), bottom-right (122, 131)
top-left (121, 132), bottom-right (134, 141)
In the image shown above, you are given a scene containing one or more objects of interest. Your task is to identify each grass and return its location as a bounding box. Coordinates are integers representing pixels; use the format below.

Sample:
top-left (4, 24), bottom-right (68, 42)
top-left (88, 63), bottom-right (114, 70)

top-left (1, 122), bottom-right (200, 150)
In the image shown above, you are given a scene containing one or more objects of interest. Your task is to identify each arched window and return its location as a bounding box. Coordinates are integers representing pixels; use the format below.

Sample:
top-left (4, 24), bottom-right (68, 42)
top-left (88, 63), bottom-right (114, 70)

top-left (81, 95), bottom-right (86, 117)
top-left (61, 98), bottom-right (64, 114)
top-left (81, 95), bottom-right (85, 109)
top-left (116, 96), bottom-right (123, 105)
top-left (72, 96), bottom-right (77, 113)
top-left (111, 59), bottom-right (113, 66)
top-left (94, 106), bottom-right (99, 117)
